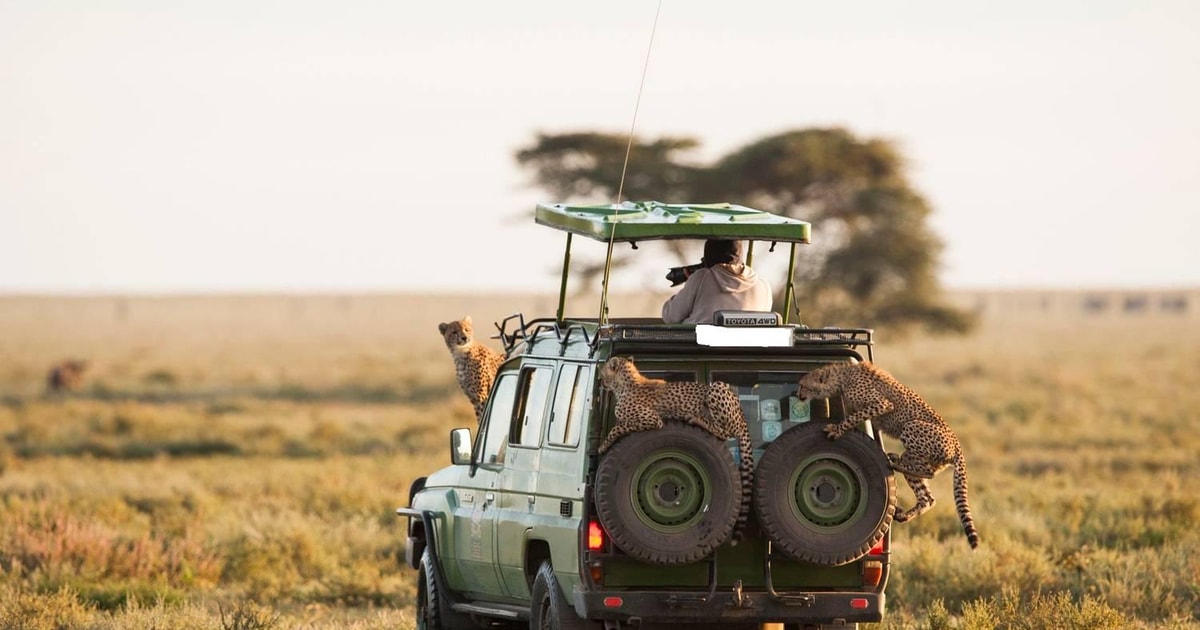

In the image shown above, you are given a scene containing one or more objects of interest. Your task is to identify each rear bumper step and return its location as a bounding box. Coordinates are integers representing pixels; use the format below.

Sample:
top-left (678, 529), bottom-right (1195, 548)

top-left (574, 589), bottom-right (883, 624)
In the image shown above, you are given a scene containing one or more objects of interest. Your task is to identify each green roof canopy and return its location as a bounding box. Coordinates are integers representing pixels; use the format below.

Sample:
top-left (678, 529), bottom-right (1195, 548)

top-left (535, 201), bottom-right (810, 244)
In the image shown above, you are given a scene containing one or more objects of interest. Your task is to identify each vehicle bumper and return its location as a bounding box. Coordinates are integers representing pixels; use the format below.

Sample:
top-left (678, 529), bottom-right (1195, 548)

top-left (574, 588), bottom-right (883, 624)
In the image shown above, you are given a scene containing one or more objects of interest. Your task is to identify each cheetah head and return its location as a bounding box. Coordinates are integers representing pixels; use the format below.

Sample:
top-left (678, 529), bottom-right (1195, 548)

top-left (796, 364), bottom-right (841, 401)
top-left (438, 316), bottom-right (474, 349)
top-left (599, 356), bottom-right (638, 391)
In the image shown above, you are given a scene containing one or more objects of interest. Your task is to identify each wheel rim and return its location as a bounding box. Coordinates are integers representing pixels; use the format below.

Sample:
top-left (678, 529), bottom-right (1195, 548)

top-left (788, 453), bottom-right (865, 531)
top-left (629, 449), bottom-right (710, 532)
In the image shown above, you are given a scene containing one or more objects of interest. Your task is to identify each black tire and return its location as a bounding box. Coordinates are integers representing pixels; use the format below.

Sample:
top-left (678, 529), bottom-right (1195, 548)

top-left (754, 422), bottom-right (896, 566)
top-left (530, 560), bottom-right (597, 630)
top-left (594, 420), bottom-right (741, 565)
top-left (417, 549), bottom-right (477, 630)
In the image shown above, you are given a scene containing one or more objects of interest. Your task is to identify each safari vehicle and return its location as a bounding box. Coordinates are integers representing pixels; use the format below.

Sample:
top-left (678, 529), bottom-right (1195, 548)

top-left (398, 201), bottom-right (896, 630)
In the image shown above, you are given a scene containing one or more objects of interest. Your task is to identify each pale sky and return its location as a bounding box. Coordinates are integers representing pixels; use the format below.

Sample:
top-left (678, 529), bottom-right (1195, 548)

top-left (2, 1), bottom-right (1198, 294)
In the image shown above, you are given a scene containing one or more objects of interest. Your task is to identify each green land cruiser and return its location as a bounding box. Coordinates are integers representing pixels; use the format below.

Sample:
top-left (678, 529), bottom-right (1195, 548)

top-left (398, 202), bottom-right (896, 630)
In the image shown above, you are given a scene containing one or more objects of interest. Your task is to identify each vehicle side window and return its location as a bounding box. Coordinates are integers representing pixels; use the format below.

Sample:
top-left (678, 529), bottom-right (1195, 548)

top-left (548, 364), bottom-right (591, 447)
top-left (509, 366), bottom-right (553, 448)
top-left (479, 372), bottom-right (517, 465)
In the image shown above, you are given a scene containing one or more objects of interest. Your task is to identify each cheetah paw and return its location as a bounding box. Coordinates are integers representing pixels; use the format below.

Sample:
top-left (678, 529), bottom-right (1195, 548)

top-left (823, 423), bottom-right (844, 439)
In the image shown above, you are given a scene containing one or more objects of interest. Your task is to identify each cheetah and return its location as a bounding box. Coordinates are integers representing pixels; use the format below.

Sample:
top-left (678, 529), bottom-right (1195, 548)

top-left (438, 317), bottom-right (505, 424)
top-left (797, 361), bottom-right (980, 549)
top-left (47, 359), bottom-right (89, 393)
top-left (598, 356), bottom-right (754, 540)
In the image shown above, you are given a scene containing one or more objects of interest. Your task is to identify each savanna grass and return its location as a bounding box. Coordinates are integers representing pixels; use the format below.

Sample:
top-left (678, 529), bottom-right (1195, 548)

top-left (0, 294), bottom-right (1197, 628)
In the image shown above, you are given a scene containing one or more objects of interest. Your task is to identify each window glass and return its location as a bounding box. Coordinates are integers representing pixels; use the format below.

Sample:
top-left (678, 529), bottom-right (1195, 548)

top-left (640, 370), bottom-right (696, 383)
top-left (510, 366), bottom-right (552, 448)
top-left (548, 365), bottom-right (590, 447)
top-left (479, 373), bottom-right (516, 465)
top-left (711, 370), bottom-right (843, 447)
top-left (712, 370), bottom-right (808, 421)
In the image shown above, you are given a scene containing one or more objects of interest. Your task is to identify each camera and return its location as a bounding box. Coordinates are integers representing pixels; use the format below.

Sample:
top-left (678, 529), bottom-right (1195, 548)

top-left (665, 263), bottom-right (703, 287)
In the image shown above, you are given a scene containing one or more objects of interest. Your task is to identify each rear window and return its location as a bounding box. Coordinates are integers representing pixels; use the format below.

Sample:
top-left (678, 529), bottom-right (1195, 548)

top-left (711, 370), bottom-right (843, 450)
top-left (599, 366), bottom-right (846, 456)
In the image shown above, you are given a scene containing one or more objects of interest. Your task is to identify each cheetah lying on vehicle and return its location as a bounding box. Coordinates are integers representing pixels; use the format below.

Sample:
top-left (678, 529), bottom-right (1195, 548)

top-left (797, 361), bottom-right (980, 548)
top-left (438, 316), bottom-right (505, 424)
top-left (598, 356), bottom-right (754, 539)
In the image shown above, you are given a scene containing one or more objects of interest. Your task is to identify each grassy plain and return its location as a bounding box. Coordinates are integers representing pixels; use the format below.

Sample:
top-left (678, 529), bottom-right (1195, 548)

top-left (0, 293), bottom-right (1197, 629)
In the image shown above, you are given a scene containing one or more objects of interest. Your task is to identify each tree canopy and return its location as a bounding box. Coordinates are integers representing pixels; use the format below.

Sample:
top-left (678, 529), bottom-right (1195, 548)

top-left (515, 128), bottom-right (974, 334)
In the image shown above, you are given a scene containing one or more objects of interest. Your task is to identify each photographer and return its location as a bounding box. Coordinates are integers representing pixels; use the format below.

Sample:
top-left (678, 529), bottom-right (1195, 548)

top-left (662, 239), bottom-right (772, 324)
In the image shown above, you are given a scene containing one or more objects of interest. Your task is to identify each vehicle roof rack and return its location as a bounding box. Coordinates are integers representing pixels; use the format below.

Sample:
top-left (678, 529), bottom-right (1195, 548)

top-left (496, 313), bottom-right (874, 362)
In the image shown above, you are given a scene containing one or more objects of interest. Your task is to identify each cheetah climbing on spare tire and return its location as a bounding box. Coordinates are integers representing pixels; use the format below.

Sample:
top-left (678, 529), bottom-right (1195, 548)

top-left (797, 361), bottom-right (980, 549)
top-left (598, 356), bottom-right (754, 541)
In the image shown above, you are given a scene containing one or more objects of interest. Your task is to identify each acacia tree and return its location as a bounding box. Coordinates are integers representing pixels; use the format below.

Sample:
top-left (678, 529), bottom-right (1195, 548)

top-left (515, 128), bottom-right (973, 334)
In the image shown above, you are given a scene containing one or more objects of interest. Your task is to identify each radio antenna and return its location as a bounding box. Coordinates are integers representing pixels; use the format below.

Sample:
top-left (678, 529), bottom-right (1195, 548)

top-left (615, 0), bottom-right (663, 206)
top-left (600, 0), bottom-right (663, 324)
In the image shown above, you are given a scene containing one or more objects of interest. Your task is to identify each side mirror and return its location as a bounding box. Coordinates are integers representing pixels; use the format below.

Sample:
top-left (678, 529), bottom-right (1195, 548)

top-left (450, 428), bottom-right (473, 465)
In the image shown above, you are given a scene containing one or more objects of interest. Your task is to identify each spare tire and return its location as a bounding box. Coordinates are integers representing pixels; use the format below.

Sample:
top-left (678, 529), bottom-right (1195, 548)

top-left (595, 420), bottom-right (741, 565)
top-left (754, 421), bottom-right (896, 566)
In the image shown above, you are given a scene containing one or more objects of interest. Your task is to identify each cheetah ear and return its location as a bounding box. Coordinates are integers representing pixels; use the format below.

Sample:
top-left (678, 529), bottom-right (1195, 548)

top-left (463, 315), bottom-right (472, 324)
top-left (438, 323), bottom-right (448, 334)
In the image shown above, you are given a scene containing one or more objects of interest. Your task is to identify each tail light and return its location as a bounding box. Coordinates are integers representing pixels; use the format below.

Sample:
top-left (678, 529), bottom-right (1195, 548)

top-left (862, 560), bottom-right (883, 587)
top-left (587, 520), bottom-right (605, 551)
top-left (862, 535), bottom-right (887, 586)
top-left (587, 520), bottom-right (606, 585)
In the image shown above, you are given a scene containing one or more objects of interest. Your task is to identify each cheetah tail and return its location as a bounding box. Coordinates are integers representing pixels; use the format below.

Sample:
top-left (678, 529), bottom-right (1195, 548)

top-left (732, 433), bottom-right (754, 544)
top-left (952, 451), bottom-right (980, 549)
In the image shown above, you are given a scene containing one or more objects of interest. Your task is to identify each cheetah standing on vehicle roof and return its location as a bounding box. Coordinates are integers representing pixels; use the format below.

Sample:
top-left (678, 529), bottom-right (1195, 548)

top-left (796, 361), bottom-right (980, 548)
top-left (439, 316), bottom-right (505, 424)
top-left (598, 356), bottom-right (755, 540)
